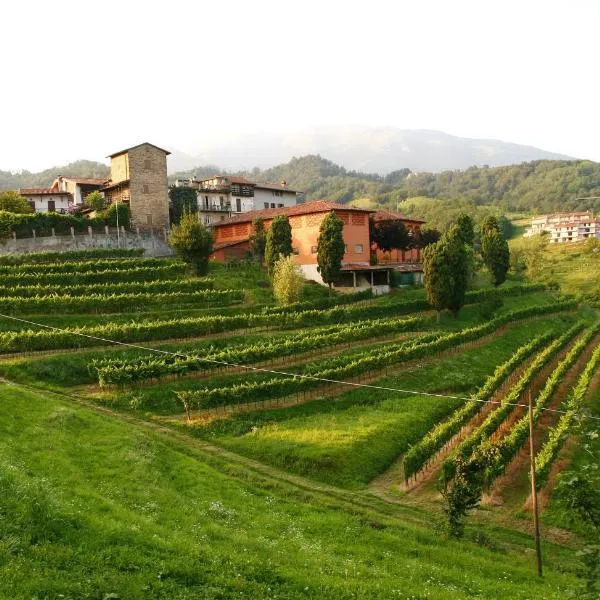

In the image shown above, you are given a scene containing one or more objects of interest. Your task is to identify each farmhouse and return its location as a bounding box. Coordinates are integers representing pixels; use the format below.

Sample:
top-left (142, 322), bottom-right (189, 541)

top-left (102, 142), bottom-right (171, 231)
top-left (19, 188), bottom-right (72, 213)
top-left (175, 175), bottom-right (300, 226)
top-left (211, 200), bottom-right (425, 292)
top-left (50, 176), bottom-right (106, 206)
top-left (524, 211), bottom-right (600, 242)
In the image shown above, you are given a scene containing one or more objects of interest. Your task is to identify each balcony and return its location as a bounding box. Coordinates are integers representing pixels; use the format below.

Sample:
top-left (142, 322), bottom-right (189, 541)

top-left (200, 204), bottom-right (232, 213)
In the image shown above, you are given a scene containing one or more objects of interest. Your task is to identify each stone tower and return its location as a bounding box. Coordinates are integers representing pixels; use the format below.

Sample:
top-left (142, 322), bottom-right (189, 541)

top-left (103, 142), bottom-right (171, 231)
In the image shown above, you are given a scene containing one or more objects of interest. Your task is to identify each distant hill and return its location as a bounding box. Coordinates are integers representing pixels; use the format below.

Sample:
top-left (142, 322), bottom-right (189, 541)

top-left (169, 126), bottom-right (576, 173)
top-left (172, 155), bottom-right (600, 229)
top-left (0, 160), bottom-right (109, 191)
top-left (6, 154), bottom-right (600, 232)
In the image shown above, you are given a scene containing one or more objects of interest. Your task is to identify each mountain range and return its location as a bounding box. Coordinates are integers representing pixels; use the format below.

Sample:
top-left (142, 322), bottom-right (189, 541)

top-left (168, 127), bottom-right (575, 174)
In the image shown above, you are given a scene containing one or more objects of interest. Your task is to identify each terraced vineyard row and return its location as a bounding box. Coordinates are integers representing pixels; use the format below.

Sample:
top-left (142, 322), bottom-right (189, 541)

top-left (534, 343), bottom-right (600, 487)
top-left (0, 277), bottom-right (215, 298)
top-left (0, 256), bottom-right (179, 275)
top-left (439, 321), bottom-right (584, 486)
top-left (477, 324), bottom-right (600, 487)
top-left (1, 263), bottom-right (187, 286)
top-left (402, 332), bottom-right (555, 482)
top-left (91, 315), bottom-right (429, 386)
top-left (0, 288), bottom-right (244, 314)
top-left (175, 303), bottom-right (577, 415)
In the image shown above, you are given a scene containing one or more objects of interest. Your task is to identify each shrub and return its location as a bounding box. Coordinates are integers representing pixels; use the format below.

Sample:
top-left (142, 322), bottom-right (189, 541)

top-left (169, 213), bottom-right (213, 275)
top-left (272, 255), bottom-right (305, 305)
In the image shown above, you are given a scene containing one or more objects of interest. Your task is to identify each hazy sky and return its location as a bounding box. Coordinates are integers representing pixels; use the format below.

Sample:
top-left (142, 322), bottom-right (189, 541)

top-left (2, 0), bottom-right (599, 171)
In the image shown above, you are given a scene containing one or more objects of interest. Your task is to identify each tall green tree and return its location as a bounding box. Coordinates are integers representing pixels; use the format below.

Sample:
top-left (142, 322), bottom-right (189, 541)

top-left (481, 216), bottom-right (510, 286)
top-left (265, 215), bottom-right (292, 275)
top-left (456, 213), bottom-right (475, 246)
top-left (423, 225), bottom-right (469, 320)
top-left (249, 217), bottom-right (267, 263)
top-left (169, 213), bottom-right (213, 275)
top-left (0, 190), bottom-right (33, 214)
top-left (169, 186), bottom-right (198, 224)
top-left (317, 211), bottom-right (345, 290)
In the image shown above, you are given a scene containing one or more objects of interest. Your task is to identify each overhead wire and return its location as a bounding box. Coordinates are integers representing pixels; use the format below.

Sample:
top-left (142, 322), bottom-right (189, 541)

top-left (0, 312), bottom-right (598, 421)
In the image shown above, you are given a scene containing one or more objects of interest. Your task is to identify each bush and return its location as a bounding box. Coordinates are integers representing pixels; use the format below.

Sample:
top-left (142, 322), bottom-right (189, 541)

top-left (169, 214), bottom-right (213, 275)
top-left (272, 255), bottom-right (305, 305)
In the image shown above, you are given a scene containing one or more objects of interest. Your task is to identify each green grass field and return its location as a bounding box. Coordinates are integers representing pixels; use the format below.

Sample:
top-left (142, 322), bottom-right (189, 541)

top-left (0, 251), bottom-right (597, 598)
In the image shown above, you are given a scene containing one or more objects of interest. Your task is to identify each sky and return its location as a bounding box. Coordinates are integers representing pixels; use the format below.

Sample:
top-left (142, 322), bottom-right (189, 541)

top-left (2, 0), bottom-right (599, 171)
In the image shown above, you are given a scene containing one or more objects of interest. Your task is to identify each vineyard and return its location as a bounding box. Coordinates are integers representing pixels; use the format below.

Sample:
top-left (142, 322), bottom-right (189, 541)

top-left (0, 250), bottom-right (597, 599)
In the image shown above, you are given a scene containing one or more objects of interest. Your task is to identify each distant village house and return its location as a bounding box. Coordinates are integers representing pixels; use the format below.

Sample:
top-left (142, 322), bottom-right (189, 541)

top-left (524, 211), bottom-right (600, 242)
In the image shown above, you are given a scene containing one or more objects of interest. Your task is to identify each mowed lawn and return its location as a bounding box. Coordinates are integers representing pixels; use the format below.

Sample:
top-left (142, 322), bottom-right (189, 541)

top-left (0, 384), bottom-right (578, 599)
top-left (191, 315), bottom-right (576, 488)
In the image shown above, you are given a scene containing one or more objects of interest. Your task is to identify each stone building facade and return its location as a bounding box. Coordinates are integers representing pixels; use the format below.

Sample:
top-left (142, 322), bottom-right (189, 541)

top-left (102, 143), bottom-right (170, 231)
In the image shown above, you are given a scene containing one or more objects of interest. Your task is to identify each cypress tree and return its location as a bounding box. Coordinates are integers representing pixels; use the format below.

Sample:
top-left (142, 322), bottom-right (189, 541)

top-left (265, 215), bottom-right (292, 275)
top-left (317, 211), bottom-right (346, 290)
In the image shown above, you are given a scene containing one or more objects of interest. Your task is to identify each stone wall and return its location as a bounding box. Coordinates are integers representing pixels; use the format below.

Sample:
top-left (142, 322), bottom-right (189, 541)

top-left (0, 228), bottom-right (174, 257)
top-left (128, 145), bottom-right (170, 231)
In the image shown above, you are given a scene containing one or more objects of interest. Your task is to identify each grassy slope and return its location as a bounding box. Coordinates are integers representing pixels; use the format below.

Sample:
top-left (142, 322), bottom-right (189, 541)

top-left (0, 383), bottom-right (578, 599)
top-left (191, 314), bottom-right (578, 488)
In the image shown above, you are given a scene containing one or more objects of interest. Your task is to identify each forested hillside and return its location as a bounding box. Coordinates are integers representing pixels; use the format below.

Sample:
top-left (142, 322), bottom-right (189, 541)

top-left (0, 160), bottom-right (109, 190)
top-left (5, 155), bottom-right (600, 231)
top-left (173, 156), bottom-right (600, 227)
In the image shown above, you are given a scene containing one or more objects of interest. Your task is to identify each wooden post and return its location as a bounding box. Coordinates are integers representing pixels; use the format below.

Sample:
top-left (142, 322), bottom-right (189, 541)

top-left (528, 389), bottom-right (543, 577)
top-left (352, 271), bottom-right (357, 288)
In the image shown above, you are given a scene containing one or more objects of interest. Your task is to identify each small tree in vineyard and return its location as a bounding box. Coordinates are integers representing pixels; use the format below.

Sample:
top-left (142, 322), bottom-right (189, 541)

top-left (169, 213), bottom-right (213, 275)
top-left (272, 254), bottom-right (305, 305)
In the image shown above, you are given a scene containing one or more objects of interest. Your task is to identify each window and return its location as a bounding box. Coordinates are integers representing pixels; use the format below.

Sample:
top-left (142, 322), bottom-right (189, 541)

top-left (143, 184), bottom-right (149, 194)
top-left (144, 159), bottom-right (151, 169)
top-left (354, 244), bottom-right (363, 253)
top-left (278, 203), bottom-right (284, 208)
top-left (47, 200), bottom-right (56, 212)
top-left (264, 202), bottom-right (269, 208)
top-left (311, 245), bottom-right (318, 254)
top-left (270, 203), bottom-right (275, 208)
top-left (147, 214), bottom-right (153, 226)
top-left (292, 247), bottom-right (300, 255)
top-left (236, 198), bottom-right (241, 212)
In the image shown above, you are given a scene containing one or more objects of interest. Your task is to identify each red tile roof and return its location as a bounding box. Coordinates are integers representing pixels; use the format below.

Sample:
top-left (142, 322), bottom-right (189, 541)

top-left (107, 142), bottom-right (171, 158)
top-left (213, 240), bottom-right (249, 251)
top-left (372, 209), bottom-right (425, 224)
top-left (59, 177), bottom-right (107, 185)
top-left (254, 181), bottom-right (300, 193)
top-left (211, 201), bottom-right (374, 227)
top-left (20, 188), bottom-right (72, 196)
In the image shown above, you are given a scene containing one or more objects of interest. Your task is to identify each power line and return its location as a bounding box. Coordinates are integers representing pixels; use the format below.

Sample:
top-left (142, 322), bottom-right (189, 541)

top-left (0, 312), bottom-right (598, 422)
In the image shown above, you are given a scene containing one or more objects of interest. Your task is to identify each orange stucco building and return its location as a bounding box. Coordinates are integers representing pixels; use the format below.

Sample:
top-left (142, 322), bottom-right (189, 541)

top-left (211, 200), bottom-right (396, 291)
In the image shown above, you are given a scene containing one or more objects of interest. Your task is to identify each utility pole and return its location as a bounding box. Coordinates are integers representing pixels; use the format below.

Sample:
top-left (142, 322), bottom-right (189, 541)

top-left (528, 389), bottom-right (543, 577)
top-left (115, 195), bottom-right (120, 248)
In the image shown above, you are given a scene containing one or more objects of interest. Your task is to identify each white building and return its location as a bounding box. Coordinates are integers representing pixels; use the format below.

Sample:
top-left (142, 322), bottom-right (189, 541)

top-left (51, 176), bottom-right (107, 206)
top-left (19, 188), bottom-right (73, 213)
top-left (174, 175), bottom-right (300, 226)
top-left (524, 211), bottom-right (600, 243)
